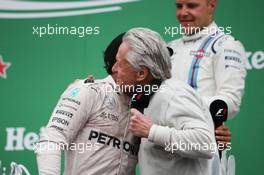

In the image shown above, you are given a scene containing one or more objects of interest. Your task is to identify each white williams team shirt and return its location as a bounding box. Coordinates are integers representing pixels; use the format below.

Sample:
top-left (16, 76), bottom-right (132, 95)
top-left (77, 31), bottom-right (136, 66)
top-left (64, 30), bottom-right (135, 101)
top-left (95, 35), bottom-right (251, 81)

top-left (169, 22), bottom-right (247, 118)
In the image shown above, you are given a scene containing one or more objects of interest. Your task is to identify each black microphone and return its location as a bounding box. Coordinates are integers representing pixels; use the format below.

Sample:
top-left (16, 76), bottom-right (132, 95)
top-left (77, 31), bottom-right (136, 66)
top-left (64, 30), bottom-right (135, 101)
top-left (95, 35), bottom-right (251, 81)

top-left (209, 99), bottom-right (228, 159)
top-left (209, 99), bottom-right (228, 128)
top-left (130, 92), bottom-right (151, 155)
top-left (130, 81), bottom-right (161, 155)
top-left (167, 46), bottom-right (174, 56)
top-left (131, 93), bottom-right (150, 113)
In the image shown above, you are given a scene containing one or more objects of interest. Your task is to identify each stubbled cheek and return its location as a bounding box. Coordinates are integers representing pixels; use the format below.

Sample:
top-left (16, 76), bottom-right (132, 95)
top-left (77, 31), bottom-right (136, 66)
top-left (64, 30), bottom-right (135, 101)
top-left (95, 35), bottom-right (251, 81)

top-left (196, 7), bottom-right (206, 14)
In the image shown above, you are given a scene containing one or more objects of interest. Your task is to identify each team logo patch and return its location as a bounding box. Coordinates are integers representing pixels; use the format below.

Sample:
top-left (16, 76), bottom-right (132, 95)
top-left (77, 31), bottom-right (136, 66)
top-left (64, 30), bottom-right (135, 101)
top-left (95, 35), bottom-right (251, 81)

top-left (190, 49), bottom-right (210, 59)
top-left (70, 87), bottom-right (81, 97)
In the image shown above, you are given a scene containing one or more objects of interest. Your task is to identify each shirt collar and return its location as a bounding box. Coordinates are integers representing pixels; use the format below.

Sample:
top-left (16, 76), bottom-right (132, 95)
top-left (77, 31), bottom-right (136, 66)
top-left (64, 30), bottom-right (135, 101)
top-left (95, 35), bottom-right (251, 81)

top-left (182, 21), bottom-right (218, 43)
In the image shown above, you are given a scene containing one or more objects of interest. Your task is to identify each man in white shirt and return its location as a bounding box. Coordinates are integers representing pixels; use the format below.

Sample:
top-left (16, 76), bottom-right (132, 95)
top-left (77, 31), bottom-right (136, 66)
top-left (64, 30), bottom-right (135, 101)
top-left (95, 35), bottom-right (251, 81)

top-left (112, 27), bottom-right (217, 175)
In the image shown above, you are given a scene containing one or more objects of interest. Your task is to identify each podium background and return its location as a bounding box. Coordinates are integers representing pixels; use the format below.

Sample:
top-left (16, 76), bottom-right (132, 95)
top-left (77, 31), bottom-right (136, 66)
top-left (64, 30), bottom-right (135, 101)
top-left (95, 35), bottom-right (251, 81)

top-left (0, 0), bottom-right (263, 174)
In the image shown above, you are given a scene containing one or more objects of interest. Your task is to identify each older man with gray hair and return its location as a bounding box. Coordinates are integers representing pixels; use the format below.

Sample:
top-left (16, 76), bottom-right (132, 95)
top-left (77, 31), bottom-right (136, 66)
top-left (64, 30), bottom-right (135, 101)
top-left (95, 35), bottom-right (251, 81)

top-left (112, 27), bottom-right (217, 175)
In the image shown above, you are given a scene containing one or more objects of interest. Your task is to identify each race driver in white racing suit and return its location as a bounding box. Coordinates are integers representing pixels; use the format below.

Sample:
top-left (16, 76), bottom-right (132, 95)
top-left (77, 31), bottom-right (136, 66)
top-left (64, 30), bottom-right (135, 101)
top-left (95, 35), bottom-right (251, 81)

top-left (35, 33), bottom-right (138, 175)
top-left (168, 0), bottom-right (247, 174)
top-left (169, 21), bottom-right (246, 119)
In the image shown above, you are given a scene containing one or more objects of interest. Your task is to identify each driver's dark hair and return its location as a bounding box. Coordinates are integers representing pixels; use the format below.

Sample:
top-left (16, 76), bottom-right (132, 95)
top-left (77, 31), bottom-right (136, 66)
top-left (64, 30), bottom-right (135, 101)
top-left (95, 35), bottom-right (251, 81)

top-left (103, 32), bottom-right (126, 74)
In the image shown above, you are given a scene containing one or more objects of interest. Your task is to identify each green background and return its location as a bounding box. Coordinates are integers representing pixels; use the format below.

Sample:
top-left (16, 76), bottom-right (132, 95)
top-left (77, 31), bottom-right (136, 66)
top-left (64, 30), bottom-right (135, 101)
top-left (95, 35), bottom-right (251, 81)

top-left (0, 0), bottom-right (263, 174)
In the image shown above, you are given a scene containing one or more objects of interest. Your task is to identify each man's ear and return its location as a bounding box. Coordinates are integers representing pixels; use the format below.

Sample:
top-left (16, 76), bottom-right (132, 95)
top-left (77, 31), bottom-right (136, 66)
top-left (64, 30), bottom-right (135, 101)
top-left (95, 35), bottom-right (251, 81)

top-left (209, 0), bottom-right (217, 13)
top-left (136, 67), bottom-right (149, 82)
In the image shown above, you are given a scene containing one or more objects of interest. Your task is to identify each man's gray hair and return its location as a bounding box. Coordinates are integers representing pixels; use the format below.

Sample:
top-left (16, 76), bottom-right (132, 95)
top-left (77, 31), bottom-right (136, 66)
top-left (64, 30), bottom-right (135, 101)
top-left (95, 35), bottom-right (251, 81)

top-left (123, 28), bottom-right (171, 81)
